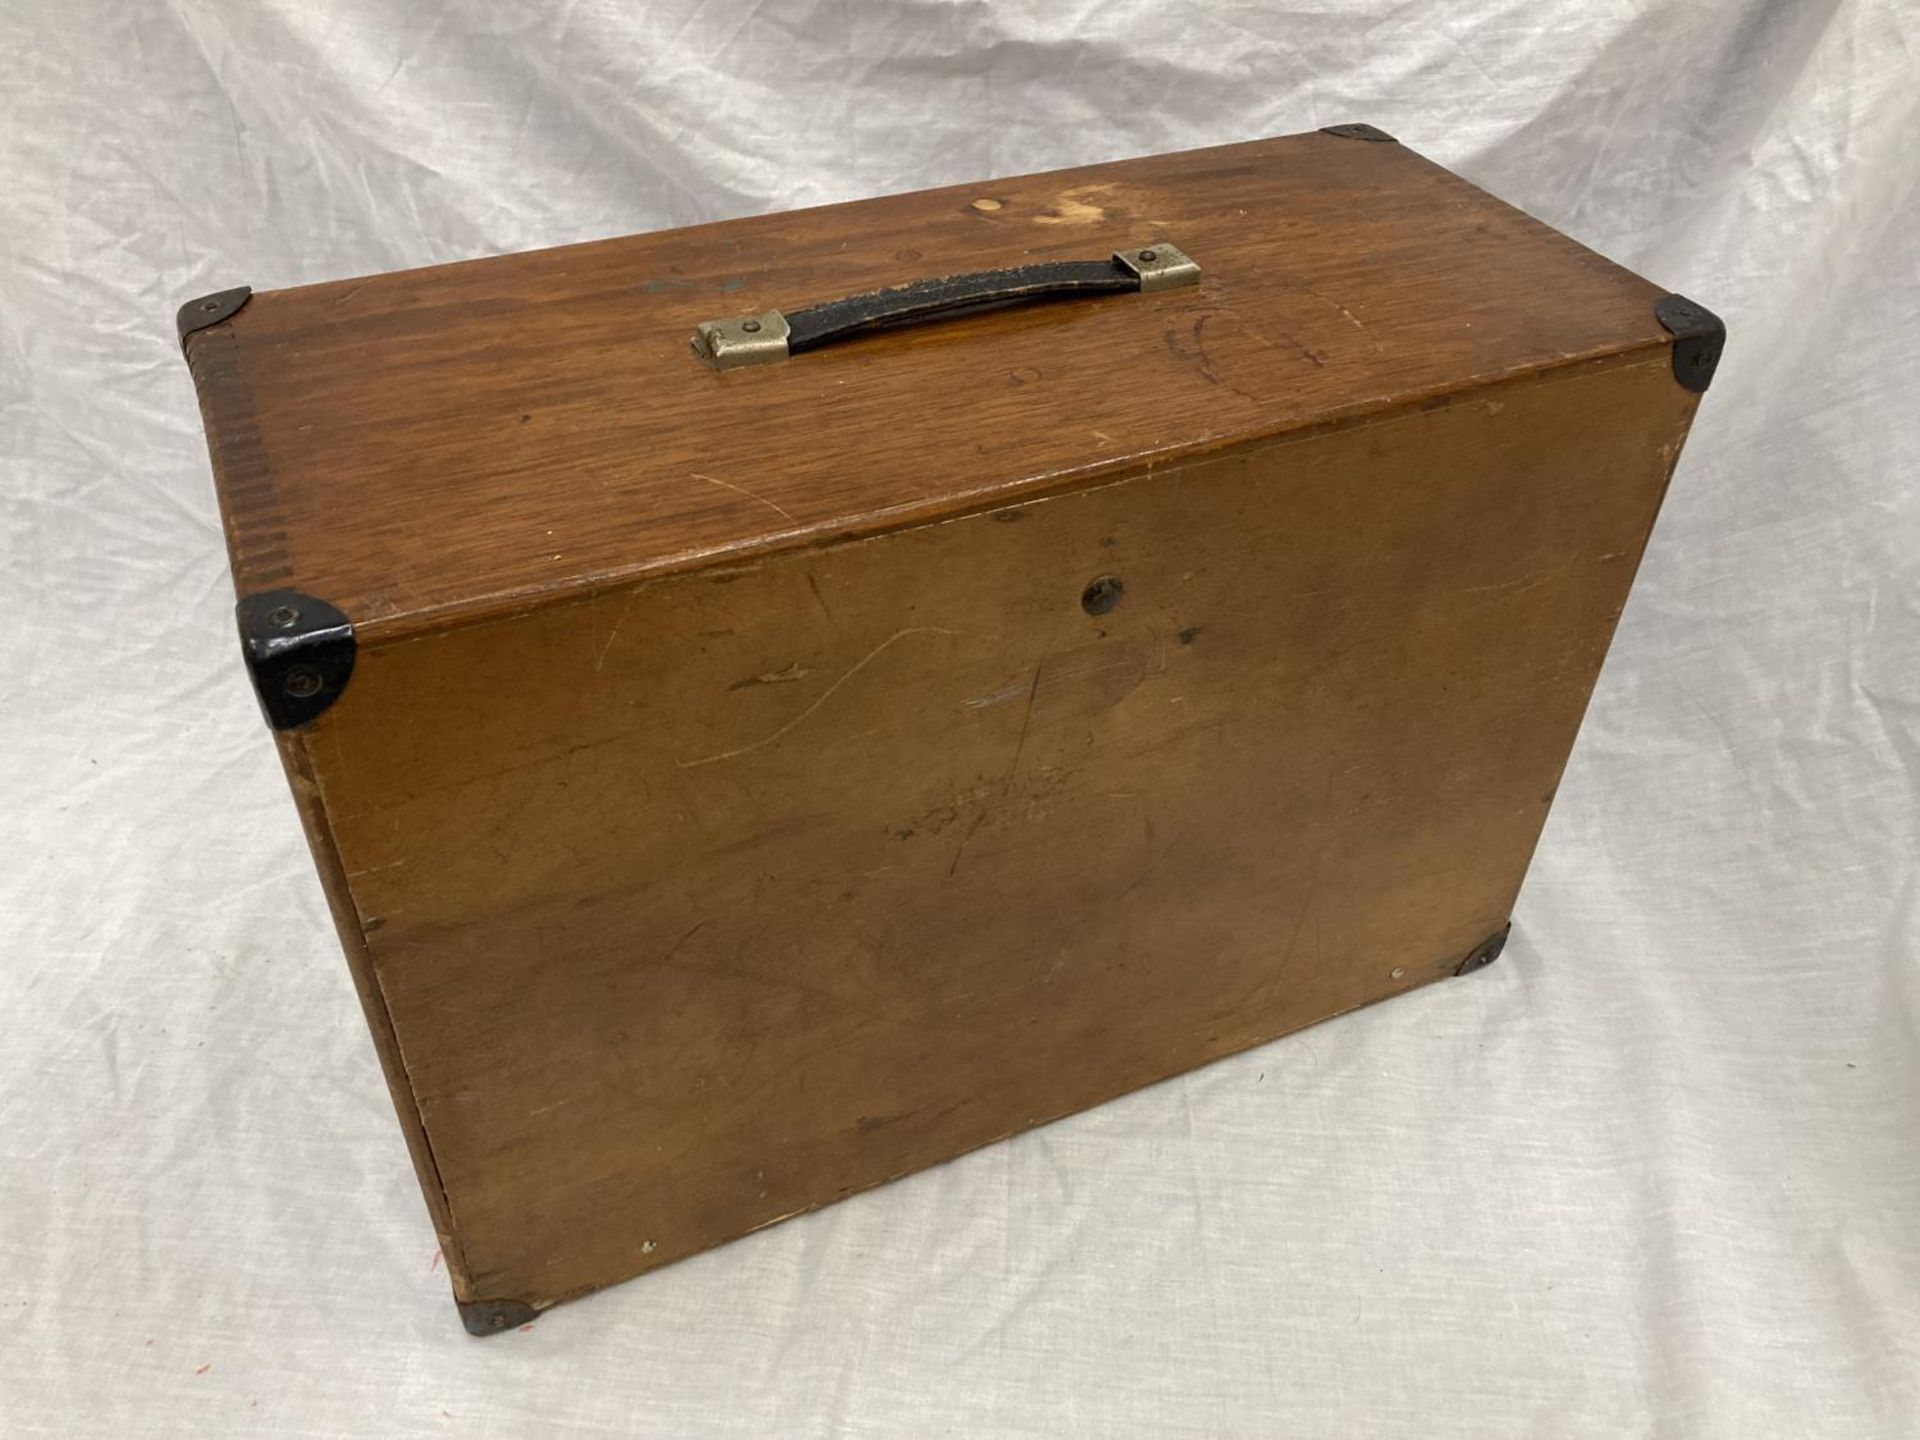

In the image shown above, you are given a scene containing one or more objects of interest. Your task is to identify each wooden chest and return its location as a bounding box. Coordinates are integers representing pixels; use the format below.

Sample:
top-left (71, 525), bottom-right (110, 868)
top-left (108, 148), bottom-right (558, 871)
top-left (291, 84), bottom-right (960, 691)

top-left (179, 125), bottom-right (1722, 1333)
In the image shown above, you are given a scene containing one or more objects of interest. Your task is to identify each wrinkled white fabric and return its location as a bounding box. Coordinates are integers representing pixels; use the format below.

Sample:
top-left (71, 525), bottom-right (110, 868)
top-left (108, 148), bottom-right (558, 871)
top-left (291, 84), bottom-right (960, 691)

top-left (3, 2), bottom-right (1917, 1435)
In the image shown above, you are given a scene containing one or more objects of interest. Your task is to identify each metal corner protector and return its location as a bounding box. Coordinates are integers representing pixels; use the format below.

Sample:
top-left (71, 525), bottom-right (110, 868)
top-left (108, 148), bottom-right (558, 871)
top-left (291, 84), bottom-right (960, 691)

top-left (235, 588), bottom-right (356, 730)
top-left (1454, 923), bottom-right (1513, 978)
top-left (1654, 293), bottom-right (1726, 394)
top-left (177, 286), bottom-right (253, 353)
top-left (458, 1298), bottom-right (540, 1337)
top-left (1320, 123), bottom-right (1397, 143)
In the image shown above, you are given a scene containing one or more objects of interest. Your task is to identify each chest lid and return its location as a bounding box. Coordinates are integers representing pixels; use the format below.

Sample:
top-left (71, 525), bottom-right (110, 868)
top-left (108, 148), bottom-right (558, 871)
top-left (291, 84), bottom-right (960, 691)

top-left (182, 126), bottom-right (1685, 644)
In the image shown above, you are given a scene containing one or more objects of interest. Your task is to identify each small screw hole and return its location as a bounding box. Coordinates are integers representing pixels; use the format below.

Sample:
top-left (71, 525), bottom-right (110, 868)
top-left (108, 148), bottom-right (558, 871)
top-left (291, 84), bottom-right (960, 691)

top-left (1080, 574), bottom-right (1124, 616)
top-left (266, 605), bottom-right (300, 629)
top-left (1139, 249), bottom-right (1158, 263)
top-left (201, 299), bottom-right (220, 312)
top-left (741, 319), bottom-right (762, 334)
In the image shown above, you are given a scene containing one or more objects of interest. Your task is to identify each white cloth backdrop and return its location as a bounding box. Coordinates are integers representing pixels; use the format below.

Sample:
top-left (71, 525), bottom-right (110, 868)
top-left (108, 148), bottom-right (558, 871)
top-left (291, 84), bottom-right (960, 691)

top-left (3, 1), bottom-right (1916, 1435)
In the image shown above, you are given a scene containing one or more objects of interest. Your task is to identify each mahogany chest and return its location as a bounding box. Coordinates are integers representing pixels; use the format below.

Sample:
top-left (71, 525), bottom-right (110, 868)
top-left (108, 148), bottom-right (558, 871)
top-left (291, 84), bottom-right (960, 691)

top-left (179, 125), bottom-right (1723, 1332)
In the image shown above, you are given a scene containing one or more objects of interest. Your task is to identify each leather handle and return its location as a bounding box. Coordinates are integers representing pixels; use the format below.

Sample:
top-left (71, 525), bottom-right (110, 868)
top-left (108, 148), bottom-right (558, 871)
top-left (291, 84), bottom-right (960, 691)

top-left (692, 243), bottom-right (1200, 371)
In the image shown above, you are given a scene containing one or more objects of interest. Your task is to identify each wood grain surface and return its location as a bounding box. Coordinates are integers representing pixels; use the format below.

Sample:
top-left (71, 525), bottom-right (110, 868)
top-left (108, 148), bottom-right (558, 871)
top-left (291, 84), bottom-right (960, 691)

top-left (292, 353), bottom-right (1695, 1310)
top-left (185, 129), bottom-right (1674, 643)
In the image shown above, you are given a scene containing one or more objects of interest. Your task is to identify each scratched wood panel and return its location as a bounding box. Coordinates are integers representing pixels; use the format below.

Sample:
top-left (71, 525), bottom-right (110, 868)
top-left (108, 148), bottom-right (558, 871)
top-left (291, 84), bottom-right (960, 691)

top-left (192, 129), bottom-right (1670, 641)
top-left (293, 354), bottom-right (1696, 1310)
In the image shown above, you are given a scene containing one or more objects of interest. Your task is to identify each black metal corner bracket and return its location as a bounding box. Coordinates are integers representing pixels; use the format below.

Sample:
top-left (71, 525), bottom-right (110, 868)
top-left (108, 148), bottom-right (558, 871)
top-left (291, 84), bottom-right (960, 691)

top-left (1654, 293), bottom-right (1726, 394)
top-left (458, 1298), bottom-right (540, 1338)
top-left (1320, 123), bottom-right (1397, 143)
top-left (1454, 923), bottom-right (1512, 978)
top-left (177, 286), bottom-right (252, 352)
top-left (236, 589), bottom-right (356, 730)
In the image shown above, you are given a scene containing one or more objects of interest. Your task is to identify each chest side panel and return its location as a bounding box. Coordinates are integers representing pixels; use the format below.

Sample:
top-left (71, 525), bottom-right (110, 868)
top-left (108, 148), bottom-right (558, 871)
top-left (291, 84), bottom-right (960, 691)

top-left (301, 354), bottom-right (1694, 1307)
